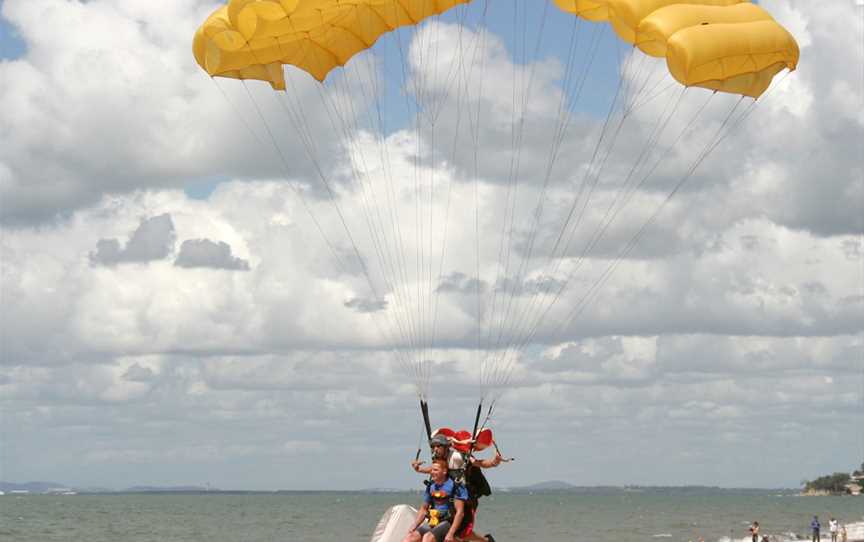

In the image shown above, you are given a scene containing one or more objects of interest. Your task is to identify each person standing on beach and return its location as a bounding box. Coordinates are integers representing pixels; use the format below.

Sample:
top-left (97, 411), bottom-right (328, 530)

top-left (750, 521), bottom-right (760, 542)
top-left (840, 524), bottom-right (847, 542)
top-left (811, 516), bottom-right (821, 542)
top-left (829, 518), bottom-right (838, 542)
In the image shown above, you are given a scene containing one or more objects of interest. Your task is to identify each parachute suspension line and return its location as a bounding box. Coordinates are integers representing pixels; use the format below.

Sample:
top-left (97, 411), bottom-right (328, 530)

top-left (377, 5), bottom-right (495, 394)
top-left (418, 7), bottom-right (459, 376)
top-left (479, 0), bottom-right (523, 372)
top-left (222, 81), bottom-right (420, 380)
top-left (312, 77), bottom-right (422, 388)
top-left (501, 93), bottom-right (699, 384)
top-left (391, 5), bottom-right (476, 391)
top-left (502, 73), bottom-right (788, 391)
top-left (336, 10), bottom-right (473, 396)
top-left (234, 77), bottom-right (413, 377)
top-left (394, 20), bottom-right (438, 392)
top-left (242, 81), bottom-right (383, 307)
top-left (513, 93), bottom-right (763, 393)
top-left (486, 0), bottom-right (529, 356)
top-left (481, 0), bottom-right (554, 389)
top-left (486, 21), bottom-right (604, 374)
top-left (430, 11), bottom-right (483, 360)
top-left (489, 49), bottom-right (689, 390)
top-left (268, 70), bottom-right (417, 380)
top-left (622, 50), bottom-right (655, 115)
top-left (492, 86), bottom-right (697, 389)
top-left (352, 54), bottom-right (422, 372)
top-left (219, 40), bottom-right (417, 375)
top-left (210, 79), bottom-right (351, 278)
top-left (494, 0), bottom-right (552, 342)
top-left (423, 4), bottom-right (469, 383)
top-left (555, 94), bottom-right (747, 334)
top-left (328, 65), bottom-right (418, 357)
top-left (484, 15), bottom-right (603, 388)
top-left (389, 15), bottom-right (426, 384)
top-left (469, 0), bottom-right (492, 387)
top-left (420, 6), bottom-right (478, 382)
top-left (294, 87), bottom-right (413, 366)
top-left (483, 25), bottom-right (634, 391)
top-left (478, 399), bottom-right (497, 435)
top-left (426, 120), bottom-right (436, 395)
top-left (541, 93), bottom-right (752, 363)
top-left (371, 3), bottom-right (486, 393)
top-left (385, 18), bottom-right (435, 387)
top-left (500, 80), bottom-right (687, 367)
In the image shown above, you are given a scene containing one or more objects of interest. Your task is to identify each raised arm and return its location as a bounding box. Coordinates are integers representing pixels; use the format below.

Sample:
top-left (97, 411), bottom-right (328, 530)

top-left (471, 452), bottom-right (503, 469)
top-left (411, 459), bottom-right (433, 474)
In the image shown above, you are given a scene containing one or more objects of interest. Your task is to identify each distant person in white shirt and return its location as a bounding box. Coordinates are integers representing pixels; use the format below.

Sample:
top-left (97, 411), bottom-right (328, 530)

top-left (750, 521), bottom-right (760, 542)
top-left (829, 518), bottom-right (838, 542)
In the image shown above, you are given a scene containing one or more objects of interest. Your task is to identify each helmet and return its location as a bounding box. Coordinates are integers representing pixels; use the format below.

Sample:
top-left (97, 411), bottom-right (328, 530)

top-left (429, 434), bottom-right (450, 447)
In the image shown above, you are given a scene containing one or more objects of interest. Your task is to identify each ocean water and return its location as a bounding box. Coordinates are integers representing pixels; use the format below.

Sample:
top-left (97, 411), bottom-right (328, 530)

top-left (0, 491), bottom-right (861, 542)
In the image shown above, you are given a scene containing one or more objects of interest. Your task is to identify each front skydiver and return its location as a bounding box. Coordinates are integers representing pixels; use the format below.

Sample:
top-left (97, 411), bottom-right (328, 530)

top-left (403, 459), bottom-right (467, 542)
top-left (411, 433), bottom-right (503, 542)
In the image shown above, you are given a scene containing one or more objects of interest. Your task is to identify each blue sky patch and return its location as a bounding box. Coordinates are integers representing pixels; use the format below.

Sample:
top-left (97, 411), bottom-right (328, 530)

top-left (0, 16), bottom-right (27, 60)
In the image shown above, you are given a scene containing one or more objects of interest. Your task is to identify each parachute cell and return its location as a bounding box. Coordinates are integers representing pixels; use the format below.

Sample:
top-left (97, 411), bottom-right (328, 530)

top-left (603, 0), bottom-right (745, 44)
top-left (635, 4), bottom-right (775, 57)
top-left (666, 19), bottom-right (799, 98)
top-left (193, 0), bottom-right (470, 85)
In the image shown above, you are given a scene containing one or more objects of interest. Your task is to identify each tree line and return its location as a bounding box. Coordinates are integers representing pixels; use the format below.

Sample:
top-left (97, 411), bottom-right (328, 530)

top-left (802, 462), bottom-right (864, 494)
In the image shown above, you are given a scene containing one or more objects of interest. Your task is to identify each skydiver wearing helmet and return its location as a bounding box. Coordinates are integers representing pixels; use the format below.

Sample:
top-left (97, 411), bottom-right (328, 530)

top-left (411, 432), bottom-right (503, 542)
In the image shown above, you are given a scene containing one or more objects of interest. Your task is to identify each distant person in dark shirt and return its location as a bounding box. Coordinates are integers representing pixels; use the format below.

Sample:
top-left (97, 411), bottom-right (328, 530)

top-left (811, 516), bottom-right (821, 542)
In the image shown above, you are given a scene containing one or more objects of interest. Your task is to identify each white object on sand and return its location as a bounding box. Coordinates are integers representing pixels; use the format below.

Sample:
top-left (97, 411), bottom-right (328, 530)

top-left (846, 521), bottom-right (864, 542)
top-left (370, 504), bottom-right (418, 542)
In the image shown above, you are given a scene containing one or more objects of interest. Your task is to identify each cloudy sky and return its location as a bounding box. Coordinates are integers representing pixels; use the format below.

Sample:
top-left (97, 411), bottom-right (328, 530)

top-left (0, 1), bottom-right (862, 491)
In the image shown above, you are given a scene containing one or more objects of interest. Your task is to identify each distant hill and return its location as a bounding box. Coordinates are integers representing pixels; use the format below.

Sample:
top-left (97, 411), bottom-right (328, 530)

top-left (514, 480), bottom-right (576, 491)
top-left (124, 485), bottom-right (213, 493)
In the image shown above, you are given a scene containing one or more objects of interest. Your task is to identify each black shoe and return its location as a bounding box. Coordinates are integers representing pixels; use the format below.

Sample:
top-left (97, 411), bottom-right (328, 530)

top-left (486, 534), bottom-right (496, 542)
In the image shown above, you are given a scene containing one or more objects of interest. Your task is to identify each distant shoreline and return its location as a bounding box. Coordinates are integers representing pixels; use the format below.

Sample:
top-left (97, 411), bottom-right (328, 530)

top-left (5, 479), bottom-right (863, 496)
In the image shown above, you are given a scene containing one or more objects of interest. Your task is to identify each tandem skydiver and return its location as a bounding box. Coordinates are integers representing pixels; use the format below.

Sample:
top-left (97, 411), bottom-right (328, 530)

top-left (403, 458), bottom-right (467, 542)
top-left (411, 433), bottom-right (502, 542)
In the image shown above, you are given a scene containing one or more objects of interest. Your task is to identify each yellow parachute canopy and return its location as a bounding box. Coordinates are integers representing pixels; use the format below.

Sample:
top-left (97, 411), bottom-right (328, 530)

top-left (194, 0), bottom-right (798, 98)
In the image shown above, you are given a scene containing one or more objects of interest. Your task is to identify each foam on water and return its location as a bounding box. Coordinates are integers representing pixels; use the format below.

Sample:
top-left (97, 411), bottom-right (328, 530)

top-left (718, 522), bottom-right (864, 542)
